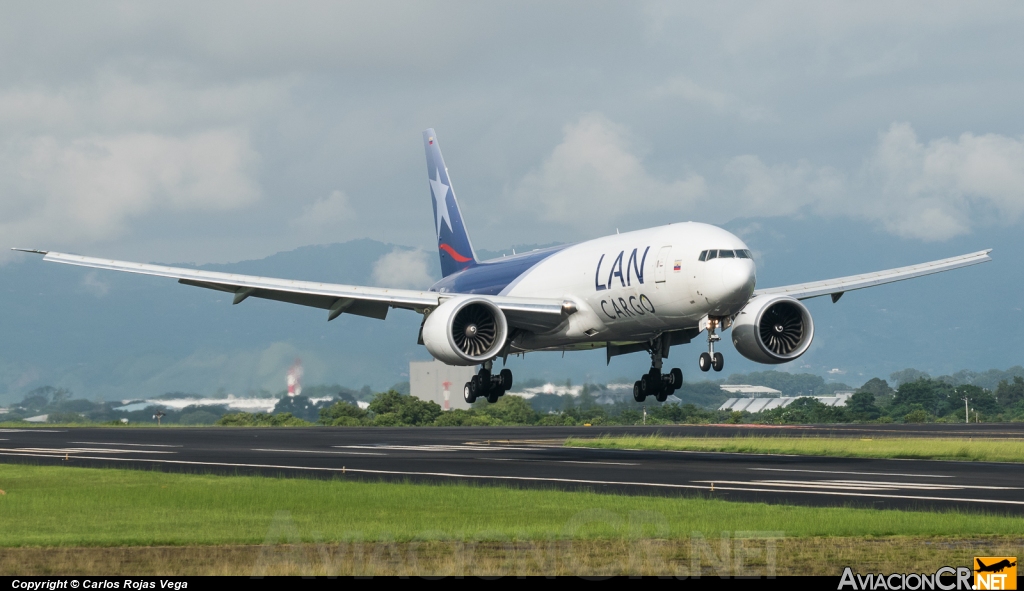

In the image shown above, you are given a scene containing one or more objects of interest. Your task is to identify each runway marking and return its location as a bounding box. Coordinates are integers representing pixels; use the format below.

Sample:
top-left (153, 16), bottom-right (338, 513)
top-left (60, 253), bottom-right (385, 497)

top-left (485, 458), bottom-right (639, 466)
top-left (334, 444), bottom-right (538, 453)
top-left (749, 467), bottom-right (953, 478)
top-left (253, 448), bottom-right (385, 456)
top-left (0, 429), bottom-right (62, 433)
top-left (696, 479), bottom-right (1020, 492)
top-left (1, 450), bottom-right (1022, 507)
top-left (0, 447), bottom-right (176, 455)
top-left (71, 442), bottom-right (184, 448)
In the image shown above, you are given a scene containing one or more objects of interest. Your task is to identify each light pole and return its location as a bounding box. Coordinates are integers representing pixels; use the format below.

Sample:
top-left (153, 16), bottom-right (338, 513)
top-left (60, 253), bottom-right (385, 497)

top-left (961, 394), bottom-right (969, 424)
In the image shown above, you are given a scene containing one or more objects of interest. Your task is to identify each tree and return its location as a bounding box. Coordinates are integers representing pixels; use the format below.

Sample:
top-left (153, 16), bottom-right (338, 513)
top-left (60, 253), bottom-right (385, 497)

top-left (846, 391), bottom-right (880, 421)
top-left (857, 378), bottom-right (893, 399)
top-left (319, 400), bottom-right (367, 425)
top-left (51, 388), bottom-right (72, 404)
top-left (904, 408), bottom-right (930, 423)
top-left (995, 377), bottom-right (1024, 407)
top-left (891, 379), bottom-right (955, 416)
top-left (273, 395), bottom-right (322, 422)
top-left (216, 412), bottom-right (311, 426)
top-left (890, 369), bottom-right (930, 387)
top-left (367, 390), bottom-right (442, 426)
top-left (954, 385), bottom-right (998, 418)
top-left (479, 395), bottom-right (538, 425)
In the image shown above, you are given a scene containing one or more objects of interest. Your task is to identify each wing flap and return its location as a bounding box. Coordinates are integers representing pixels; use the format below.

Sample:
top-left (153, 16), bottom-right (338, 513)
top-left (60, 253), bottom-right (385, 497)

top-left (755, 249), bottom-right (992, 301)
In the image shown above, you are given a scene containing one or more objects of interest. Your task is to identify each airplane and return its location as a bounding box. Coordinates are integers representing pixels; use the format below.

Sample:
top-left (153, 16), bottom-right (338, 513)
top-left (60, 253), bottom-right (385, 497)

top-left (976, 558), bottom-right (1016, 573)
top-left (14, 129), bottom-right (992, 405)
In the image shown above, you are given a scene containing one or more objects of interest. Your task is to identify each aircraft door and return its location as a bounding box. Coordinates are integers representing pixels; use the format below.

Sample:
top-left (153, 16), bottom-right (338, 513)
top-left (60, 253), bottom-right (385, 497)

top-left (654, 246), bottom-right (672, 283)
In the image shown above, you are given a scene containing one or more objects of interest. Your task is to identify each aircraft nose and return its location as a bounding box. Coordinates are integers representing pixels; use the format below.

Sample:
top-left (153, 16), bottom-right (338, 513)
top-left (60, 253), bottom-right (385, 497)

top-left (721, 260), bottom-right (756, 303)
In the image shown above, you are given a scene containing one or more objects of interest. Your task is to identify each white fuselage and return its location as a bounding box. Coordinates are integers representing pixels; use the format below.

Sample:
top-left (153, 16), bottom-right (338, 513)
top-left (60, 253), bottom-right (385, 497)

top-left (502, 222), bottom-right (756, 350)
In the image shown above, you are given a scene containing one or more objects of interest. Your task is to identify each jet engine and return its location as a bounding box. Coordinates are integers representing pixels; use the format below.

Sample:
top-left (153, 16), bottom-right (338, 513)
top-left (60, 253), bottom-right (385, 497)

top-left (421, 296), bottom-right (509, 365)
top-left (731, 295), bottom-right (814, 364)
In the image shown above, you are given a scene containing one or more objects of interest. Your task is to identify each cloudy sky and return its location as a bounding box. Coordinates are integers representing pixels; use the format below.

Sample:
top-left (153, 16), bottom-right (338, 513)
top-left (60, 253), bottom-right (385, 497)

top-left (2, 1), bottom-right (1023, 266)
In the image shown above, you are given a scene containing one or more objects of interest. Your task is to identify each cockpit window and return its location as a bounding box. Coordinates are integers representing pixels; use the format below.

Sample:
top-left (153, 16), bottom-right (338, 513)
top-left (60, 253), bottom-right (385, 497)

top-left (701, 249), bottom-right (753, 261)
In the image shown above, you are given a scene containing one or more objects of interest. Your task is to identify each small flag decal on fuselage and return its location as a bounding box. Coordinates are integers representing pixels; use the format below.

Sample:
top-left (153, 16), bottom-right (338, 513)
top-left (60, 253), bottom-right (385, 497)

top-left (673, 260), bottom-right (682, 271)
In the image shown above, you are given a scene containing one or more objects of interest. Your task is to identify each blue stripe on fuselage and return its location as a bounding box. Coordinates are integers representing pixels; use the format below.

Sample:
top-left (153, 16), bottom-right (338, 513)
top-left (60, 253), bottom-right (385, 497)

top-left (428, 245), bottom-right (568, 295)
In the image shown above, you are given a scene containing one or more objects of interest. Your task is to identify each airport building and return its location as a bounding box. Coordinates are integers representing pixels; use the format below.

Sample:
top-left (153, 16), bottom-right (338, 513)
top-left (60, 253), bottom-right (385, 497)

top-left (409, 360), bottom-right (476, 411)
top-left (719, 390), bottom-right (853, 413)
top-left (719, 384), bottom-right (783, 396)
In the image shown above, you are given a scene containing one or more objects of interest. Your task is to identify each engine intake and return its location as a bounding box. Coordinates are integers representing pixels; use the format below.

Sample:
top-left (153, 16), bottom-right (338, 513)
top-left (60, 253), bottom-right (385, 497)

top-left (421, 297), bottom-right (509, 365)
top-left (731, 295), bottom-right (814, 364)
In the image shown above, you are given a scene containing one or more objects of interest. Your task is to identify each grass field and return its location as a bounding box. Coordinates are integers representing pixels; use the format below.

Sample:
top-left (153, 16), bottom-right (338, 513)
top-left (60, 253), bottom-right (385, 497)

top-left (565, 435), bottom-right (1024, 463)
top-left (0, 464), bottom-right (1022, 575)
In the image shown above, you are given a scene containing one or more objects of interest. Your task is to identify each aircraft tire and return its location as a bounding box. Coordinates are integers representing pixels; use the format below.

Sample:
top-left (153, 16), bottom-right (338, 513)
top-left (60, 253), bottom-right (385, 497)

top-left (712, 352), bottom-right (724, 372)
top-left (655, 392), bottom-right (668, 403)
top-left (699, 353), bottom-right (712, 372)
top-left (669, 368), bottom-right (683, 388)
top-left (464, 382), bottom-right (477, 404)
top-left (499, 369), bottom-right (513, 391)
top-left (633, 381), bottom-right (646, 402)
top-left (486, 391), bottom-right (500, 403)
top-left (640, 374), bottom-right (655, 395)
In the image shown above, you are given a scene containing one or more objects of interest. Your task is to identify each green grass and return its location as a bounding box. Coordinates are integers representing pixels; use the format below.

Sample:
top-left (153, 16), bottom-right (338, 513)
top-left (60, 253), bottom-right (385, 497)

top-left (565, 435), bottom-right (1024, 462)
top-left (0, 463), bottom-right (1022, 547)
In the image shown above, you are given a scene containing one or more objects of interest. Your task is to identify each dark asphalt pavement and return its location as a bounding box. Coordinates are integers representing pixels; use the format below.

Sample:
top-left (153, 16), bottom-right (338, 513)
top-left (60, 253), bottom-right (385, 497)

top-left (1, 424), bottom-right (1022, 513)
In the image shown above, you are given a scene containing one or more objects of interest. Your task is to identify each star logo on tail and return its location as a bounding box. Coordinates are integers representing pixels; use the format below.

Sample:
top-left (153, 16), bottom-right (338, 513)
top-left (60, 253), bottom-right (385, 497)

top-left (429, 168), bottom-right (453, 238)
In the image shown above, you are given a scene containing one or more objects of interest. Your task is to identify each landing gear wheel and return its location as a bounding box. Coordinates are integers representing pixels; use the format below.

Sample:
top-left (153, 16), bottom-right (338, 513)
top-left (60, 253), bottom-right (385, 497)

top-left (499, 369), bottom-right (513, 391)
top-left (668, 368), bottom-right (683, 388)
top-left (712, 352), bottom-right (724, 372)
top-left (699, 352), bottom-right (712, 372)
top-left (655, 391), bottom-right (668, 403)
top-left (633, 380), bottom-right (646, 402)
top-left (486, 391), bottom-right (500, 403)
top-left (464, 382), bottom-right (477, 404)
top-left (640, 373), bottom-right (656, 395)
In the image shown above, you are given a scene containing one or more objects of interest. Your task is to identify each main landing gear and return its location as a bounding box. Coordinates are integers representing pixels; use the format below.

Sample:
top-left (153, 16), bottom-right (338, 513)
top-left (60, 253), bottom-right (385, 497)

top-left (633, 336), bottom-right (683, 403)
top-left (464, 360), bottom-right (513, 404)
top-left (698, 320), bottom-right (725, 372)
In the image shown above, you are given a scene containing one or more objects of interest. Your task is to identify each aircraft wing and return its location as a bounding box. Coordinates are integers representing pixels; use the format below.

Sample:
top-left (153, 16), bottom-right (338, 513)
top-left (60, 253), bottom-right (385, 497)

top-left (754, 250), bottom-right (992, 302)
top-left (16, 250), bottom-right (567, 329)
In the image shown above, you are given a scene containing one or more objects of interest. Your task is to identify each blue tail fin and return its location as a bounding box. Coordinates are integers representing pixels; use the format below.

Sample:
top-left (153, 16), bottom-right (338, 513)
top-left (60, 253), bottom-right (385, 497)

top-left (423, 129), bottom-right (479, 277)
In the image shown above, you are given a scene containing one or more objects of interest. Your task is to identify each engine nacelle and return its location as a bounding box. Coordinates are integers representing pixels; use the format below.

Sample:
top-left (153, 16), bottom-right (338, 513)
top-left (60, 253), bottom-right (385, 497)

top-left (421, 296), bottom-right (509, 366)
top-left (731, 295), bottom-right (814, 364)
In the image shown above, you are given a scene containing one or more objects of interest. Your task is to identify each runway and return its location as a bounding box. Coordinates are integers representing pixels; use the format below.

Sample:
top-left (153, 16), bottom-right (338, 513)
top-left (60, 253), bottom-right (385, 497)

top-left (1, 424), bottom-right (1022, 513)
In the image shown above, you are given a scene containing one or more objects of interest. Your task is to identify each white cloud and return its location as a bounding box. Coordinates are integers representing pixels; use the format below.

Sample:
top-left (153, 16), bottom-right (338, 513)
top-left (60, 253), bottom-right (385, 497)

top-left (370, 248), bottom-right (434, 289)
top-left (862, 123), bottom-right (1024, 240)
top-left (0, 74), bottom-right (291, 133)
top-left (513, 115), bottom-right (1024, 243)
top-left (288, 190), bottom-right (355, 233)
top-left (80, 272), bottom-right (110, 297)
top-left (723, 155), bottom-right (845, 216)
top-left (652, 76), bottom-right (771, 121)
top-left (510, 113), bottom-right (707, 227)
top-left (724, 122), bottom-right (1024, 241)
top-left (0, 129), bottom-right (260, 255)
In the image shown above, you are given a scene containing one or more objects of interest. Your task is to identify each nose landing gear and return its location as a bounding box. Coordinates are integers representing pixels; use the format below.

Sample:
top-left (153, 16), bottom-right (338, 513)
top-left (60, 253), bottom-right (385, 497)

top-left (699, 320), bottom-right (725, 372)
top-left (633, 336), bottom-right (683, 403)
top-left (463, 360), bottom-right (513, 404)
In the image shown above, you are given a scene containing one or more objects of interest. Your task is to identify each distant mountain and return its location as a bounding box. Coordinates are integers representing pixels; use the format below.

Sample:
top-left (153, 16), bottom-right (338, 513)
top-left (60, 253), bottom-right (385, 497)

top-left (1, 216), bottom-right (1018, 403)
